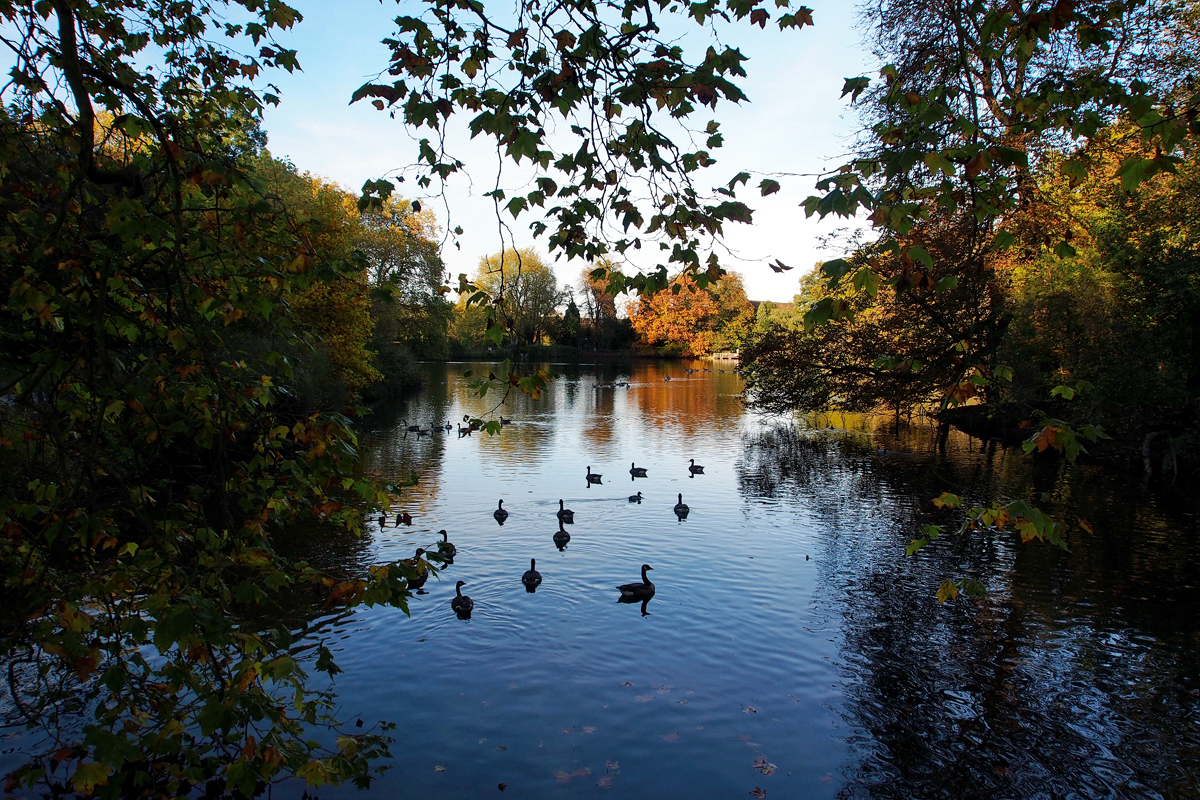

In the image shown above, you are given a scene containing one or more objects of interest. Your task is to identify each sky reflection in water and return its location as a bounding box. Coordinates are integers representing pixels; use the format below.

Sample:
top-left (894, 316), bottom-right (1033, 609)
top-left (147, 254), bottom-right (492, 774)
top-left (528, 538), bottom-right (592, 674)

top-left (283, 361), bottom-right (1200, 798)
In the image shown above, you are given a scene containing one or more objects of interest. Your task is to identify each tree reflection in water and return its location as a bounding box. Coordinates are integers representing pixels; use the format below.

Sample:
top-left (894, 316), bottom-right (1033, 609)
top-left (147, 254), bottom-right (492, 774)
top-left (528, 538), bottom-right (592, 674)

top-left (738, 421), bottom-right (1200, 799)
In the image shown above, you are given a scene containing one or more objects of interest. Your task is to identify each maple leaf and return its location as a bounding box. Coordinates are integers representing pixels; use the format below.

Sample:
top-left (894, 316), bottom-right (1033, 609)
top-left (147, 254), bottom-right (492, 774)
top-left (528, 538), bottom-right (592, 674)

top-left (750, 788), bottom-right (767, 798)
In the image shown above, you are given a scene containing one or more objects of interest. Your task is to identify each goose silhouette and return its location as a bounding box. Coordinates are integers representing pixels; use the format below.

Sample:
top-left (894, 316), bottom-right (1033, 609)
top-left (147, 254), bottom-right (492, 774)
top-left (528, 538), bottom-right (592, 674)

top-left (616, 564), bottom-right (655, 600)
top-left (630, 462), bottom-right (648, 477)
top-left (553, 520), bottom-right (571, 550)
top-left (688, 458), bottom-right (705, 474)
top-left (557, 499), bottom-right (574, 524)
top-left (436, 529), bottom-right (456, 559)
top-left (494, 499), bottom-right (509, 524)
top-left (586, 466), bottom-right (602, 484)
top-left (674, 493), bottom-right (689, 519)
top-left (521, 558), bottom-right (542, 591)
top-left (451, 580), bottom-right (473, 617)
top-left (629, 491), bottom-right (643, 503)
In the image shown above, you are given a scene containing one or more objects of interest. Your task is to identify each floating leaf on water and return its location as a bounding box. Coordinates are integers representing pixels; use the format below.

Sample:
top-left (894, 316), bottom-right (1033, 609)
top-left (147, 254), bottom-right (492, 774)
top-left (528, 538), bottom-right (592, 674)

top-left (497, 745), bottom-right (507, 751)
top-left (434, 765), bottom-right (446, 772)
top-left (819, 773), bottom-right (833, 782)
top-left (743, 706), bottom-right (757, 713)
top-left (635, 694), bottom-right (654, 703)
top-left (753, 758), bottom-right (778, 775)
top-left (597, 776), bottom-right (614, 788)
top-left (661, 732), bottom-right (680, 742)
top-left (622, 681), bottom-right (633, 686)
top-left (498, 783), bottom-right (507, 791)
top-left (750, 788), bottom-right (767, 798)
top-left (678, 699), bottom-right (688, 704)
top-left (582, 726), bottom-right (596, 734)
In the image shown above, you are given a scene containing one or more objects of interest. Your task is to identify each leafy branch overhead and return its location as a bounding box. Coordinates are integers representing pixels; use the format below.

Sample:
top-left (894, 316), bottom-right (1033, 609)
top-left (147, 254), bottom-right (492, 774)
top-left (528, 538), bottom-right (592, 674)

top-left (356, 0), bottom-right (814, 295)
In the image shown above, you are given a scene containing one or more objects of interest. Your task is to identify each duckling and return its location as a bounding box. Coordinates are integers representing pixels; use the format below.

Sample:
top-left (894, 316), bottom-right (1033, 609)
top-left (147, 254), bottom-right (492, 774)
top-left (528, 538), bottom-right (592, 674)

top-left (629, 491), bottom-right (643, 503)
top-left (616, 564), bottom-right (655, 599)
top-left (521, 558), bottom-right (542, 591)
top-left (557, 499), bottom-right (574, 524)
top-left (436, 529), bottom-right (456, 559)
top-left (629, 462), bottom-right (648, 477)
top-left (674, 493), bottom-right (689, 518)
top-left (494, 499), bottom-right (509, 524)
top-left (450, 580), bottom-right (473, 617)
top-left (586, 466), bottom-right (602, 484)
top-left (553, 520), bottom-right (571, 550)
top-left (688, 458), bottom-right (705, 474)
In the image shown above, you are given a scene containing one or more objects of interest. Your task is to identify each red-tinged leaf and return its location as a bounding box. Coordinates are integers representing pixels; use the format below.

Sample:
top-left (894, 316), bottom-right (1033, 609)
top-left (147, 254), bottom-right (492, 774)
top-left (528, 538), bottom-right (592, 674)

top-left (750, 788), bottom-right (767, 798)
top-left (1079, 518), bottom-right (1094, 535)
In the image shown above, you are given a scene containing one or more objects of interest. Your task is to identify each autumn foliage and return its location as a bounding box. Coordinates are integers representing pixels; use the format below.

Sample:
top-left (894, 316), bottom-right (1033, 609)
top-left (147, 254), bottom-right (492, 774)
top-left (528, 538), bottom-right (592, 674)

top-left (628, 272), bottom-right (755, 356)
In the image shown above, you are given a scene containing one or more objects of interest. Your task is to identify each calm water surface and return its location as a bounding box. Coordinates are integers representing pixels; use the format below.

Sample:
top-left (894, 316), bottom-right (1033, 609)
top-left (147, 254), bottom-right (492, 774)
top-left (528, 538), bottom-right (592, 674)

top-left (297, 360), bottom-right (1200, 799)
top-left (4, 360), bottom-right (1199, 798)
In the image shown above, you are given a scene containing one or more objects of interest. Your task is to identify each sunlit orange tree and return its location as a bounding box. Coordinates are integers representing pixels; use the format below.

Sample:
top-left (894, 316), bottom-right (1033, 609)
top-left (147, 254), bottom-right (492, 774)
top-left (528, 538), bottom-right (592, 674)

top-left (628, 272), bottom-right (754, 355)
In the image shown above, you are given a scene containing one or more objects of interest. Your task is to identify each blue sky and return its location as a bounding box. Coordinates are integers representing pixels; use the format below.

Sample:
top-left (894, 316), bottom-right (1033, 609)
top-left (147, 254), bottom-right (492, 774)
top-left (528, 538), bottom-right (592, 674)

top-left (261, 1), bottom-right (875, 303)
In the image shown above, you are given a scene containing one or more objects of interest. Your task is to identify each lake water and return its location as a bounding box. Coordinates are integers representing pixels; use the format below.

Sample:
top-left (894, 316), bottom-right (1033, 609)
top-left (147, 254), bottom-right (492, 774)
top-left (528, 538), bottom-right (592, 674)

top-left (296, 360), bottom-right (1200, 799)
top-left (3, 359), bottom-right (1198, 798)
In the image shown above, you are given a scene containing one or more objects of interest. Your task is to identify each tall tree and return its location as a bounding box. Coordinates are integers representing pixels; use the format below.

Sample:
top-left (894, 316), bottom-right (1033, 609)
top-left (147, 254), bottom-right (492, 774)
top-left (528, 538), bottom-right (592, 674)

top-left (474, 248), bottom-right (565, 345)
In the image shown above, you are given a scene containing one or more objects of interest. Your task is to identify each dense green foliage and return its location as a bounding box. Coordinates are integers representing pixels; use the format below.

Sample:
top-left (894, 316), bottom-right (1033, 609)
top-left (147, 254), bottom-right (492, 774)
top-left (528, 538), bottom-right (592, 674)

top-left (0, 2), bottom-right (439, 796)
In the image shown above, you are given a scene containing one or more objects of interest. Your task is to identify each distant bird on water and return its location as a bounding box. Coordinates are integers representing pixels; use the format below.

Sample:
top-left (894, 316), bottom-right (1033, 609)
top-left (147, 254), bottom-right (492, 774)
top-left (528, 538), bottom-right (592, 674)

top-left (521, 558), bottom-right (542, 591)
top-left (586, 466), bottom-right (602, 484)
top-left (629, 491), bottom-right (643, 503)
top-left (557, 499), bottom-right (574, 524)
top-left (436, 529), bottom-right (456, 559)
top-left (616, 564), bottom-right (655, 600)
top-left (630, 462), bottom-right (648, 477)
top-left (494, 499), bottom-right (509, 524)
top-left (553, 520), bottom-right (571, 550)
top-left (674, 493), bottom-right (689, 518)
top-left (688, 458), bottom-right (705, 474)
top-left (404, 548), bottom-right (430, 592)
top-left (379, 512), bottom-right (387, 527)
top-left (451, 581), bottom-right (473, 617)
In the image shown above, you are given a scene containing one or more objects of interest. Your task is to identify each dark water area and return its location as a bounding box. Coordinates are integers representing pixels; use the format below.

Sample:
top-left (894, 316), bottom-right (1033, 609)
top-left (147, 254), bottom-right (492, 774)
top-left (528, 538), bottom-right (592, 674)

top-left (4, 360), bottom-right (1199, 798)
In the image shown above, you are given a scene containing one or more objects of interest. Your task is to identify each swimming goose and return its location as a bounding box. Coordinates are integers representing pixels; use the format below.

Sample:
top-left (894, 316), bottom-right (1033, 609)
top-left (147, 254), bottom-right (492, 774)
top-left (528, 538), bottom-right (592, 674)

top-left (451, 581), bottom-right (473, 616)
top-left (674, 493), bottom-right (689, 518)
top-left (500, 416), bottom-right (512, 425)
top-left (629, 491), bottom-right (643, 503)
top-left (494, 499), bottom-right (509, 524)
top-left (553, 520), bottom-right (571, 550)
top-left (397, 511), bottom-right (413, 526)
top-left (557, 499), bottom-right (574, 524)
top-left (586, 466), bottom-right (602, 484)
top-left (521, 558), bottom-right (542, 591)
top-left (688, 458), bottom-right (705, 474)
top-left (379, 512), bottom-right (387, 527)
top-left (629, 462), bottom-right (648, 477)
top-left (436, 529), bottom-right (456, 559)
top-left (404, 548), bottom-right (430, 591)
top-left (403, 419), bottom-right (421, 432)
top-left (616, 564), bottom-right (655, 599)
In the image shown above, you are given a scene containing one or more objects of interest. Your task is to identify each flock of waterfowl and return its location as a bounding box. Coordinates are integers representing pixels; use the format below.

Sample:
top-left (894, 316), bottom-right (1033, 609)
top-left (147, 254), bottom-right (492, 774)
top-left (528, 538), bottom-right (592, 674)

top-left (379, 456), bottom-right (706, 619)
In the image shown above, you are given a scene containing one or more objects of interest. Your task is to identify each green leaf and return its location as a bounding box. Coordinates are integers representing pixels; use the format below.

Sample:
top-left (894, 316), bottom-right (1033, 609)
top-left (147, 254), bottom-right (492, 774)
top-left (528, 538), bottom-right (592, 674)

top-left (906, 244), bottom-right (933, 269)
top-left (759, 179), bottom-right (781, 196)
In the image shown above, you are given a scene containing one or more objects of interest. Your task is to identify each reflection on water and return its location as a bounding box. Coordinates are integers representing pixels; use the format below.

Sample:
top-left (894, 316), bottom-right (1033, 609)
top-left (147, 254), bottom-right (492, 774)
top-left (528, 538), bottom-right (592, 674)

top-left (5, 360), bottom-right (1197, 798)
